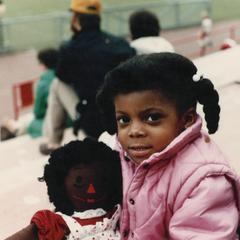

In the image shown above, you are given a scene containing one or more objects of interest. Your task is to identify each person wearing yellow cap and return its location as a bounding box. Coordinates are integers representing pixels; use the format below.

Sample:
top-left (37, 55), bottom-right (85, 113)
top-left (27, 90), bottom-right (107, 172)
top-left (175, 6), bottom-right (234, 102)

top-left (70, 0), bottom-right (101, 15)
top-left (39, 0), bottom-right (136, 155)
top-left (69, 0), bottom-right (101, 34)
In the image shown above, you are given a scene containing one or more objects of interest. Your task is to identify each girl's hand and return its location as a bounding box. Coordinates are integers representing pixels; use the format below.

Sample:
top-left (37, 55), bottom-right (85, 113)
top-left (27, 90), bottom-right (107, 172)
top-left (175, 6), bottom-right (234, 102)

top-left (4, 223), bottom-right (38, 240)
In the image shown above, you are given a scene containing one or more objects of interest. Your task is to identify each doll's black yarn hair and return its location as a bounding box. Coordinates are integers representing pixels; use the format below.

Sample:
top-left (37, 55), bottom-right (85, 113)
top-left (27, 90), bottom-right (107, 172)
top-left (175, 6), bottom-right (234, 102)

top-left (96, 52), bottom-right (220, 135)
top-left (43, 138), bottom-right (122, 215)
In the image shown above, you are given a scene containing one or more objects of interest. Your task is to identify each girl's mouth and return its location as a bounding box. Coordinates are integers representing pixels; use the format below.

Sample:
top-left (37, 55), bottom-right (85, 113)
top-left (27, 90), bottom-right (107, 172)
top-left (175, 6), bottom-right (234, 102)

top-left (128, 146), bottom-right (152, 159)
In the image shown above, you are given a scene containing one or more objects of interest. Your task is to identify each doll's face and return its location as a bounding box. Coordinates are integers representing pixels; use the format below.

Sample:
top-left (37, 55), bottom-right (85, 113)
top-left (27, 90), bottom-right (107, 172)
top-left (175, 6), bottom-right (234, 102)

top-left (64, 162), bottom-right (110, 212)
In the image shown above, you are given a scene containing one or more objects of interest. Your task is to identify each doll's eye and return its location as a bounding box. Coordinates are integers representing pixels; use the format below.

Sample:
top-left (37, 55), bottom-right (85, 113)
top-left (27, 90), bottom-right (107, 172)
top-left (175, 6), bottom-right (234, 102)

top-left (101, 176), bottom-right (108, 184)
top-left (74, 176), bottom-right (82, 187)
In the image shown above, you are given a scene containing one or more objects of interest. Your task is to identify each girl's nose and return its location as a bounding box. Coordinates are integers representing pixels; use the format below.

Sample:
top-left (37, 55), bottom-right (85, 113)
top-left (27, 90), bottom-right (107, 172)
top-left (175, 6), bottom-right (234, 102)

top-left (129, 122), bottom-right (146, 137)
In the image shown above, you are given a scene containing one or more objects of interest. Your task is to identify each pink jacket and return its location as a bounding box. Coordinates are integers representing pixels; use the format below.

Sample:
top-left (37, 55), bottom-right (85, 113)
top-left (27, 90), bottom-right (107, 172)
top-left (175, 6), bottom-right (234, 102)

top-left (119, 117), bottom-right (240, 239)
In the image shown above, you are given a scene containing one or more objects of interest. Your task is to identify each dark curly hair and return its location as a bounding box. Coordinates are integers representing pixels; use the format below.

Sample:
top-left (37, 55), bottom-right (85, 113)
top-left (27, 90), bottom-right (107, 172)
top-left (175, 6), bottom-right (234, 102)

top-left (129, 10), bottom-right (161, 40)
top-left (43, 138), bottom-right (122, 215)
top-left (37, 48), bottom-right (59, 70)
top-left (96, 52), bottom-right (220, 135)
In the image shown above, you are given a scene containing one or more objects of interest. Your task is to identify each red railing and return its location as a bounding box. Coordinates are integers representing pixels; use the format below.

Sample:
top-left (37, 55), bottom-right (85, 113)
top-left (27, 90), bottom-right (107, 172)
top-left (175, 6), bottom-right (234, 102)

top-left (12, 78), bottom-right (38, 120)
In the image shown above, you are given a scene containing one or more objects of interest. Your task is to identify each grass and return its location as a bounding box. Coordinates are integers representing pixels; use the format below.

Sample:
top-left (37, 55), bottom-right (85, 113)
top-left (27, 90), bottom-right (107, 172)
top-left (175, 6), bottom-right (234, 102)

top-left (4, 0), bottom-right (156, 17)
top-left (212, 0), bottom-right (240, 21)
top-left (2, 0), bottom-right (240, 52)
top-left (3, 0), bottom-right (240, 22)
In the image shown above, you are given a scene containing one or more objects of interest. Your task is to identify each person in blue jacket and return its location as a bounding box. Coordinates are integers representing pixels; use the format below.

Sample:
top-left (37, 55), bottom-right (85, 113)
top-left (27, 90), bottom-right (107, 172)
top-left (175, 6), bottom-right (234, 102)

top-left (39, 0), bottom-right (135, 155)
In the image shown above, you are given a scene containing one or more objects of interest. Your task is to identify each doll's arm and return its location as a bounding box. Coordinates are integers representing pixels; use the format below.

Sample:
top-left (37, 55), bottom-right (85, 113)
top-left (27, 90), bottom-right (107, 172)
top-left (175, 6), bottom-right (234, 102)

top-left (4, 223), bottom-right (38, 240)
top-left (168, 176), bottom-right (239, 239)
top-left (31, 210), bottom-right (70, 239)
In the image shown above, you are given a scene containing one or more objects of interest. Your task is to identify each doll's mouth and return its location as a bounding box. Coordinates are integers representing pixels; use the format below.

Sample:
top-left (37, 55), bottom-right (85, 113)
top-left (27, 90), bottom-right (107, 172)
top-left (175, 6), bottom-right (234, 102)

top-left (72, 195), bottom-right (106, 203)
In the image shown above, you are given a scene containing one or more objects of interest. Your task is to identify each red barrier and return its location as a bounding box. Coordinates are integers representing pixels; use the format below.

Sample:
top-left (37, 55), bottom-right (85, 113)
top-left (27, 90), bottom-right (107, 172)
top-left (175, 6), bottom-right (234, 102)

top-left (169, 24), bottom-right (240, 58)
top-left (12, 78), bottom-right (38, 120)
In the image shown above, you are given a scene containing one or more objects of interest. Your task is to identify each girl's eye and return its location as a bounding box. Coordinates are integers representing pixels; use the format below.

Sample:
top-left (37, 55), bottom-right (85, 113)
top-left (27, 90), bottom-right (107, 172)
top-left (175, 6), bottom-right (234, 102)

top-left (116, 115), bottom-right (130, 125)
top-left (146, 113), bottom-right (162, 122)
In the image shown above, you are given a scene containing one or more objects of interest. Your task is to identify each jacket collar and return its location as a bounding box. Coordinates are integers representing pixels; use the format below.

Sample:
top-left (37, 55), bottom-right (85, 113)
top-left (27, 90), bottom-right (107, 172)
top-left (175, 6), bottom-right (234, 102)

top-left (72, 27), bottom-right (101, 38)
top-left (117, 115), bottom-right (202, 166)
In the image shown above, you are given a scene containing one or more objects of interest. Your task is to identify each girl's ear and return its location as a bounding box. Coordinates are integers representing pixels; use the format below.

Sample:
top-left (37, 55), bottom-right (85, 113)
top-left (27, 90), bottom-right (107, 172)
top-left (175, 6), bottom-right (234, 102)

top-left (183, 107), bottom-right (197, 129)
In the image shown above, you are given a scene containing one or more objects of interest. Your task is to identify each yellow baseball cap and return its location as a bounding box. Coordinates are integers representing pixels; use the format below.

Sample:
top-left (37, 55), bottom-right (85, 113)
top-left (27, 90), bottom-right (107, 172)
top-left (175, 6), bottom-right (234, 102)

top-left (70, 0), bottom-right (102, 15)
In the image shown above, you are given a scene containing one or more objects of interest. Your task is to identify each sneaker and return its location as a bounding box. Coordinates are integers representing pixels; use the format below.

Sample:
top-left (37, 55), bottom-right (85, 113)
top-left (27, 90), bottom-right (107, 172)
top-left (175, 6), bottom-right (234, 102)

top-left (0, 126), bottom-right (16, 141)
top-left (39, 143), bottom-right (59, 155)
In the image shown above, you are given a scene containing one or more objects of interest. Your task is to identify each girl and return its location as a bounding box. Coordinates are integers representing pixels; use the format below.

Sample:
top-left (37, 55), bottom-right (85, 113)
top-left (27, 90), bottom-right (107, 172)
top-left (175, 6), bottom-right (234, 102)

top-left (5, 138), bottom-right (122, 240)
top-left (97, 52), bottom-right (240, 239)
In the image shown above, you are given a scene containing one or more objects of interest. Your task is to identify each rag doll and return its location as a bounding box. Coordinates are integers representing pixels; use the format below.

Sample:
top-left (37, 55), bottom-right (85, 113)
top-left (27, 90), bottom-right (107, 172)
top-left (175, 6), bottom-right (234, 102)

top-left (5, 138), bottom-right (122, 240)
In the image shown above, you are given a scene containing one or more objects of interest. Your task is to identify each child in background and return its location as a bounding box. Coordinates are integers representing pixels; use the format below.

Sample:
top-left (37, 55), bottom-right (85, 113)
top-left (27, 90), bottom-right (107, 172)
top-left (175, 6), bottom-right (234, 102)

top-left (129, 10), bottom-right (174, 54)
top-left (97, 52), bottom-right (240, 239)
top-left (5, 138), bottom-right (122, 240)
top-left (198, 10), bottom-right (213, 56)
top-left (1, 48), bottom-right (58, 140)
top-left (27, 48), bottom-right (58, 138)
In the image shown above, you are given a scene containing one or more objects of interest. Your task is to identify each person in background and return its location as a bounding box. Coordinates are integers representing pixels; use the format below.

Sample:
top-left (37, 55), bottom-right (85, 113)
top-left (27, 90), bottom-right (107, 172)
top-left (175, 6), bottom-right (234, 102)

top-left (97, 52), bottom-right (240, 239)
top-left (0, 48), bottom-right (58, 140)
top-left (198, 10), bottom-right (213, 56)
top-left (129, 10), bottom-right (174, 54)
top-left (39, 0), bottom-right (135, 155)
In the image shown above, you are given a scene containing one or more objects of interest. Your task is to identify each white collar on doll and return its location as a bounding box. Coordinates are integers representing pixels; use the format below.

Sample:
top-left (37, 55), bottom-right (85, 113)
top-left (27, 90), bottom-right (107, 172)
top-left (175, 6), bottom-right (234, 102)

top-left (72, 208), bottom-right (106, 219)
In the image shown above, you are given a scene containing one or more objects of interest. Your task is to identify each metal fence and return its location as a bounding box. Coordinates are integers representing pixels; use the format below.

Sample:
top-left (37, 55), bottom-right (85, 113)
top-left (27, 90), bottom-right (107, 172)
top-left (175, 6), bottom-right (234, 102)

top-left (0, 0), bottom-right (211, 53)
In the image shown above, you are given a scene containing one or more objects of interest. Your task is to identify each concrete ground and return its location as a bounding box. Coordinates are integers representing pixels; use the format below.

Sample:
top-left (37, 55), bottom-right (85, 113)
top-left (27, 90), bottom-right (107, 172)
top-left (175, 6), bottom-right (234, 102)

top-left (0, 46), bottom-right (240, 238)
top-left (193, 46), bottom-right (240, 173)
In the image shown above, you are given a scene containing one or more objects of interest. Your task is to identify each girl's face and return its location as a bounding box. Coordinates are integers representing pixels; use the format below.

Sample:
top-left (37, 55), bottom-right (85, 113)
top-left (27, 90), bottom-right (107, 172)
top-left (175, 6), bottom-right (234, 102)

top-left (115, 90), bottom-right (193, 165)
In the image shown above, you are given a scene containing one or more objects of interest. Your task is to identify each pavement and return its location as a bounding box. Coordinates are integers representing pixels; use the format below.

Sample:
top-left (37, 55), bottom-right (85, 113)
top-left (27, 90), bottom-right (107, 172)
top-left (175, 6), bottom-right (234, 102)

top-left (193, 46), bottom-right (240, 87)
top-left (211, 82), bottom-right (240, 173)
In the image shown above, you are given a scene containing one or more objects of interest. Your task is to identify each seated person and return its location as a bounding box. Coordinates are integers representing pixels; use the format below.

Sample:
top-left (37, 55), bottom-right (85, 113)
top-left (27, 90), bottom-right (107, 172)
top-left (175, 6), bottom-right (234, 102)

top-left (129, 10), bottom-right (174, 54)
top-left (1, 48), bottom-right (60, 140)
top-left (4, 138), bottom-right (122, 240)
top-left (39, 0), bottom-right (135, 155)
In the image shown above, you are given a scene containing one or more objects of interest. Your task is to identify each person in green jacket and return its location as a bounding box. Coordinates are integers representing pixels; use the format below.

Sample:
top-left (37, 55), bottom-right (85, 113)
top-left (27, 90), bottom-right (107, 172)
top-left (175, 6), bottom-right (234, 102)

top-left (1, 48), bottom-right (59, 140)
top-left (27, 50), bottom-right (57, 137)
